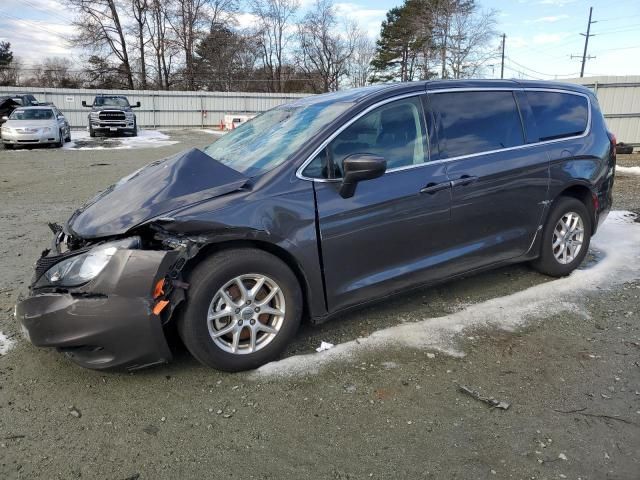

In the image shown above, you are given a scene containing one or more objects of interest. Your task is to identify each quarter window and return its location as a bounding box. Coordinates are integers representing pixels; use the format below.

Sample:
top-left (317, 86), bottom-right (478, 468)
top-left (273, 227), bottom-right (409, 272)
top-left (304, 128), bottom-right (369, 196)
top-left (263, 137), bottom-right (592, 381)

top-left (526, 91), bottom-right (588, 141)
top-left (429, 91), bottom-right (525, 159)
top-left (302, 96), bottom-right (428, 179)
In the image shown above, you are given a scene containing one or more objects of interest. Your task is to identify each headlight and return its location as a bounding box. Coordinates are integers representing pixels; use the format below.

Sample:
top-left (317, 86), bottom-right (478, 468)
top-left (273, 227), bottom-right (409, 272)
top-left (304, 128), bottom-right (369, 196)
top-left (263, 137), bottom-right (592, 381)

top-left (41, 127), bottom-right (52, 134)
top-left (36, 237), bottom-right (140, 288)
top-left (125, 112), bottom-right (134, 118)
top-left (2, 126), bottom-right (12, 133)
top-left (90, 112), bottom-right (99, 119)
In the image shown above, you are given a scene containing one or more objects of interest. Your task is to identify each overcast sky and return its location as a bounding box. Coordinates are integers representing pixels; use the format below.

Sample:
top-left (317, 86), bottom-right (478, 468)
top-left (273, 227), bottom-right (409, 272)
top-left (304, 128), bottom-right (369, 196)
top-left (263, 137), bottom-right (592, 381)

top-left (1, 0), bottom-right (639, 80)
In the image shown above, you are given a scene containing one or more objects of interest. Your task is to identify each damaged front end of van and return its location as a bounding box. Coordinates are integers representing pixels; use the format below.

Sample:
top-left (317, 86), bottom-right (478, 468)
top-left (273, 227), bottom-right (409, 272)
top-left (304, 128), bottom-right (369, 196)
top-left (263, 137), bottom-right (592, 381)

top-left (15, 148), bottom-right (249, 370)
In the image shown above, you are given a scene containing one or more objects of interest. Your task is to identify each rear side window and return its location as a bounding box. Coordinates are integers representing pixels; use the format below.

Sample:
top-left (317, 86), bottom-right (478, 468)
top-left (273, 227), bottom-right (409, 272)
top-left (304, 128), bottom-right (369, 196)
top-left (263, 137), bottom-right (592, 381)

top-left (429, 91), bottom-right (524, 159)
top-left (526, 91), bottom-right (588, 141)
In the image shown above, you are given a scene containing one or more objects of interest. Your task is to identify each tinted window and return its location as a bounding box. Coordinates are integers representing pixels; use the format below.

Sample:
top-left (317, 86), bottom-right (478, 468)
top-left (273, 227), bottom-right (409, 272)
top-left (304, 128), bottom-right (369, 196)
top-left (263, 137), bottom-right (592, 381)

top-left (429, 91), bottom-right (524, 159)
top-left (9, 108), bottom-right (54, 120)
top-left (302, 96), bottom-right (427, 179)
top-left (526, 91), bottom-right (588, 141)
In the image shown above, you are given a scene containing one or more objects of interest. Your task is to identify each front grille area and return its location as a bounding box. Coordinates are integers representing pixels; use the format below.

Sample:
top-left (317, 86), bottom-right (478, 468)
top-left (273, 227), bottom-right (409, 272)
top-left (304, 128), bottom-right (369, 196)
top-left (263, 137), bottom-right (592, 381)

top-left (98, 111), bottom-right (126, 121)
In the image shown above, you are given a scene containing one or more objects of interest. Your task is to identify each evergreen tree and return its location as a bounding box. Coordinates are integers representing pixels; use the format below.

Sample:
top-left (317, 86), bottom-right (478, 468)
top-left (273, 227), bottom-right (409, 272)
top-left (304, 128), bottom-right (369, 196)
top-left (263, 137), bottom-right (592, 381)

top-left (0, 42), bottom-right (13, 66)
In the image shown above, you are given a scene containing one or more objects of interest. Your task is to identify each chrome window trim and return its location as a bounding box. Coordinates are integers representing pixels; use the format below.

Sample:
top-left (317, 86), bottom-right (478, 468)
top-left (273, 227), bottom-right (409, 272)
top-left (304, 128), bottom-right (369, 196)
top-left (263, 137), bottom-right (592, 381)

top-left (295, 87), bottom-right (592, 182)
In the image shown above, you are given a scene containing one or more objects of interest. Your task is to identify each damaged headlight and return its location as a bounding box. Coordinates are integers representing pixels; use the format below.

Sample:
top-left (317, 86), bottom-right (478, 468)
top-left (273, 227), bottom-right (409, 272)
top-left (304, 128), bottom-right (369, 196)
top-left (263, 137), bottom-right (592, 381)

top-left (36, 237), bottom-right (140, 288)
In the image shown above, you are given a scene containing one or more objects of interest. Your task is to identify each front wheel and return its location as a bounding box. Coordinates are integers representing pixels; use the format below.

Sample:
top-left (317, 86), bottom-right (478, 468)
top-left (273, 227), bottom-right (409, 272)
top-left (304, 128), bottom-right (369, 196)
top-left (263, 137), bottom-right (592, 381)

top-left (178, 248), bottom-right (302, 371)
top-left (531, 196), bottom-right (592, 277)
top-left (55, 129), bottom-right (63, 148)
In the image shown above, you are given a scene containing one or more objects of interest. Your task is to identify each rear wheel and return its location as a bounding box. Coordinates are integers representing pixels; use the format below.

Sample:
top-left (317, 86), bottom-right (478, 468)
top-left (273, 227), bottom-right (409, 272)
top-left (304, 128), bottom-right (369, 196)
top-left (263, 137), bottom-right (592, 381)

top-left (531, 196), bottom-right (591, 277)
top-left (178, 248), bottom-right (302, 371)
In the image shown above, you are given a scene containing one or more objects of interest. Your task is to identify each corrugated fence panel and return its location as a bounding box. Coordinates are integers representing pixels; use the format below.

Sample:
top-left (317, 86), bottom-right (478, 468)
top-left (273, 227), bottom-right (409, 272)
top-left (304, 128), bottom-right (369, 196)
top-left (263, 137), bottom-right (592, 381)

top-left (0, 86), bottom-right (310, 129)
top-left (4, 79), bottom-right (639, 145)
top-left (566, 76), bottom-right (640, 145)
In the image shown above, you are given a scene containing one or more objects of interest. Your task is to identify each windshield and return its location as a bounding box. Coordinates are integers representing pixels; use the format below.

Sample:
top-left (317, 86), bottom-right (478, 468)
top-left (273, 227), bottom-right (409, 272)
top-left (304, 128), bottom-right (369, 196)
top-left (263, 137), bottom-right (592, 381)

top-left (9, 108), bottom-right (54, 120)
top-left (203, 101), bottom-right (353, 176)
top-left (94, 97), bottom-right (130, 107)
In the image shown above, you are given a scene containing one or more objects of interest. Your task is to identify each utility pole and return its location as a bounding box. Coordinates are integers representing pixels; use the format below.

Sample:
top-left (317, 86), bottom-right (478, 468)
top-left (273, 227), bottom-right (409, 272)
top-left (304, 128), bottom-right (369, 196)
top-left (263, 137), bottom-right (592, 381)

top-left (500, 33), bottom-right (506, 79)
top-left (571, 7), bottom-right (596, 77)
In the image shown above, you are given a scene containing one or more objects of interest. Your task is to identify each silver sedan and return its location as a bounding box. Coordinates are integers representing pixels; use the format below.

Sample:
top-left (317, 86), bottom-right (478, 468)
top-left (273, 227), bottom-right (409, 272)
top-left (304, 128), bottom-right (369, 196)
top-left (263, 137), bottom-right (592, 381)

top-left (1, 106), bottom-right (71, 149)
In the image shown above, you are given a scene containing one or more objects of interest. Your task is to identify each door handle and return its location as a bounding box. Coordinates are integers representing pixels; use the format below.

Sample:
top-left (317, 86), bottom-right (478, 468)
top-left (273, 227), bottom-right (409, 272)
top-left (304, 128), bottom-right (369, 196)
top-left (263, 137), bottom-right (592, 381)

top-left (420, 181), bottom-right (451, 194)
top-left (450, 175), bottom-right (478, 187)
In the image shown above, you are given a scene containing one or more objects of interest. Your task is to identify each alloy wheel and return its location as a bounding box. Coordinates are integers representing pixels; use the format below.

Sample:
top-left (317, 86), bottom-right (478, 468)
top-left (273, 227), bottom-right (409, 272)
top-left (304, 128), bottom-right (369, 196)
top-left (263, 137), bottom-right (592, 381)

top-left (207, 274), bottom-right (285, 355)
top-left (552, 211), bottom-right (585, 264)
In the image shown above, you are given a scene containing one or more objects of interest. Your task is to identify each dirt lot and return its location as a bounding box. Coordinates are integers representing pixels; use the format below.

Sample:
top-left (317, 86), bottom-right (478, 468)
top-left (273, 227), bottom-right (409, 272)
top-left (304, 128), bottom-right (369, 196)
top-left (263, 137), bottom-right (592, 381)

top-left (0, 133), bottom-right (639, 480)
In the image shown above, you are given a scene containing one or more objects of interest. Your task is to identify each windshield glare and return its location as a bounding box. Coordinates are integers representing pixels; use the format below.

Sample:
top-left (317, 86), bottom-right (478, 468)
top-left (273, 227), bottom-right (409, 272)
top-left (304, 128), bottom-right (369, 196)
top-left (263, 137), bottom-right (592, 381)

top-left (95, 97), bottom-right (130, 107)
top-left (203, 101), bottom-right (352, 176)
top-left (9, 109), bottom-right (54, 120)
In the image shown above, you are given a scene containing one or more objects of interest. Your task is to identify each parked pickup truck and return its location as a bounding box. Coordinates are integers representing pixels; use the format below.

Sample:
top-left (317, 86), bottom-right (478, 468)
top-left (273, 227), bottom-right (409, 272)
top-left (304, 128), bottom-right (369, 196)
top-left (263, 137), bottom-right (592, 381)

top-left (82, 95), bottom-right (140, 137)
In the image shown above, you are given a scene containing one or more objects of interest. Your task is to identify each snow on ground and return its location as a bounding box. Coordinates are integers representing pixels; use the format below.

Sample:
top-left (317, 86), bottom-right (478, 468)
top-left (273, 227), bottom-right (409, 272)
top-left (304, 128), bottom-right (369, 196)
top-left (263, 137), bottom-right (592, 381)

top-left (63, 129), bottom-right (179, 150)
top-left (0, 331), bottom-right (14, 356)
top-left (254, 211), bottom-right (640, 378)
top-left (197, 129), bottom-right (226, 136)
top-left (617, 166), bottom-right (640, 176)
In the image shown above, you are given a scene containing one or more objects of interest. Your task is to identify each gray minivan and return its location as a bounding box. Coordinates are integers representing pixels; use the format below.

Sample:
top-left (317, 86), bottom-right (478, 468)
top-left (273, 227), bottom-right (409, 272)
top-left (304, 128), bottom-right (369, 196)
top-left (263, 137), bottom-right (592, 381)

top-left (16, 80), bottom-right (616, 372)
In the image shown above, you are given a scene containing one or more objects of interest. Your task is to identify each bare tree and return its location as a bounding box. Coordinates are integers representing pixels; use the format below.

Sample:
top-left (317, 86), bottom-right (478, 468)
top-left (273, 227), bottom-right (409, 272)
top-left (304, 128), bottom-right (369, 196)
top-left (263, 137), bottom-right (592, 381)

top-left (168, 0), bottom-right (237, 90)
top-left (250, 0), bottom-right (299, 93)
top-left (446, 8), bottom-right (496, 78)
top-left (147, 0), bottom-right (177, 88)
top-left (65, 0), bottom-right (135, 89)
top-left (297, 0), bottom-right (358, 93)
top-left (24, 57), bottom-right (83, 88)
top-left (130, 0), bottom-right (150, 88)
top-left (348, 33), bottom-right (376, 88)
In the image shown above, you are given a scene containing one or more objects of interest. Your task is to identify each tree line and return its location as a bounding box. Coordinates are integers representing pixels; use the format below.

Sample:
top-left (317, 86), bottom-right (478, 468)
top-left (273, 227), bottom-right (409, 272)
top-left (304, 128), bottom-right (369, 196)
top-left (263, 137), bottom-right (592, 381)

top-left (0, 0), bottom-right (497, 93)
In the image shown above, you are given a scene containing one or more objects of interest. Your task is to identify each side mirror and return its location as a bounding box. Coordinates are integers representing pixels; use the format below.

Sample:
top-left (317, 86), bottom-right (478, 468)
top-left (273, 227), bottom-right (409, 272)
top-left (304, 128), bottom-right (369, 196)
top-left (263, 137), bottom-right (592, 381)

top-left (1, 116), bottom-right (8, 121)
top-left (339, 154), bottom-right (386, 198)
top-left (134, 101), bottom-right (141, 108)
top-left (81, 101), bottom-right (88, 107)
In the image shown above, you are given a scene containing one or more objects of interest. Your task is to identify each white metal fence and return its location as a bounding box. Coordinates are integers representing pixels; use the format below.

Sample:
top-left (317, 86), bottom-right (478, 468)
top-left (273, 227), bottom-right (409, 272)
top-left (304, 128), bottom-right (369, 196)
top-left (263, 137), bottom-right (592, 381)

top-left (0, 86), bottom-right (310, 129)
top-left (566, 75), bottom-right (640, 147)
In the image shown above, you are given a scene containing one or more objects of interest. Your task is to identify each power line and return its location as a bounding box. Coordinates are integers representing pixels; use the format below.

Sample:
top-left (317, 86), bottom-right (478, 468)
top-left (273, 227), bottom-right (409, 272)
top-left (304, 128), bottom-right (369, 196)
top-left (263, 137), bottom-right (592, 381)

top-left (505, 57), bottom-right (578, 78)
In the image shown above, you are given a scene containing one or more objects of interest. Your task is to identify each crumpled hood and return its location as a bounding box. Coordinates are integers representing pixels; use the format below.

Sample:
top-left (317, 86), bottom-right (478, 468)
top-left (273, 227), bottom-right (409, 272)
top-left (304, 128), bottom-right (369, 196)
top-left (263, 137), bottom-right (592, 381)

top-left (67, 148), bottom-right (248, 239)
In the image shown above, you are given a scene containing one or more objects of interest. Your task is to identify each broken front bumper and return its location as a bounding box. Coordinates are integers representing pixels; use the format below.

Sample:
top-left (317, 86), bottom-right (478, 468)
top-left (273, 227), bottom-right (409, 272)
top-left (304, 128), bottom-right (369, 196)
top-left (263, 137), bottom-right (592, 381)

top-left (16, 248), bottom-right (179, 371)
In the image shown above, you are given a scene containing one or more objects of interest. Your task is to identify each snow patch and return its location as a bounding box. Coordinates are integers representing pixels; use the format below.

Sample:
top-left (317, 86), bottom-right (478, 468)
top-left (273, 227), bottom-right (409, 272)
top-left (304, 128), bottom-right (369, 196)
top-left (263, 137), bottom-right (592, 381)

top-left (254, 211), bottom-right (640, 378)
top-left (63, 129), bottom-right (179, 150)
top-left (198, 129), bottom-right (226, 136)
top-left (617, 166), bottom-right (640, 176)
top-left (0, 332), bottom-right (14, 356)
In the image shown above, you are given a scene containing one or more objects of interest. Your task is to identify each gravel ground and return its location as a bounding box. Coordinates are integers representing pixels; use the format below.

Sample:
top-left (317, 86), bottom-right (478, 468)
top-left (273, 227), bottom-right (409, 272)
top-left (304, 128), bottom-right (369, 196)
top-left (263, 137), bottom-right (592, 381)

top-left (0, 132), bottom-right (639, 479)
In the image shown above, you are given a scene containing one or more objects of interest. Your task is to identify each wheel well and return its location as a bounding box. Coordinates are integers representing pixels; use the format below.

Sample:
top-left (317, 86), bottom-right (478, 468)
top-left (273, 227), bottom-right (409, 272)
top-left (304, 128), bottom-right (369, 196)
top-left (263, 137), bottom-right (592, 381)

top-left (556, 184), bottom-right (596, 232)
top-left (184, 240), bottom-right (311, 320)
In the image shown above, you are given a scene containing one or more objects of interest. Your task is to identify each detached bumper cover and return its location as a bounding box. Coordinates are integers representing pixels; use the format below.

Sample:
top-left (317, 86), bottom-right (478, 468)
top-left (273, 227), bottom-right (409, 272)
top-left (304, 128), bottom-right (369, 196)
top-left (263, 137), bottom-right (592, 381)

top-left (16, 249), bottom-right (179, 370)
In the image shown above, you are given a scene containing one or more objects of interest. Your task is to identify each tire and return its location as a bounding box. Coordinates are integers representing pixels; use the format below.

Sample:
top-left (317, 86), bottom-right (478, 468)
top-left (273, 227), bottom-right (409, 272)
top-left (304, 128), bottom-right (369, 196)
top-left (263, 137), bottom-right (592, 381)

top-left (65, 129), bottom-right (71, 142)
top-left (178, 248), bottom-right (303, 371)
top-left (55, 130), bottom-right (63, 148)
top-left (531, 196), bottom-right (592, 277)
top-left (131, 119), bottom-right (138, 137)
top-left (3, 143), bottom-right (12, 150)
top-left (89, 125), bottom-right (96, 138)
top-left (616, 143), bottom-right (633, 155)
